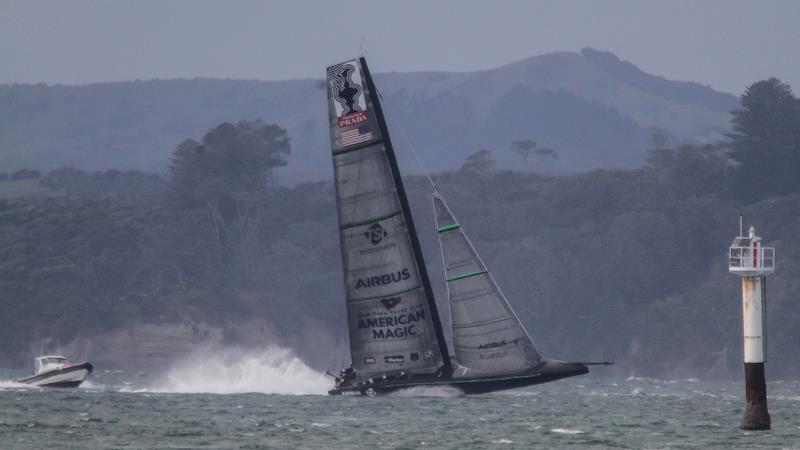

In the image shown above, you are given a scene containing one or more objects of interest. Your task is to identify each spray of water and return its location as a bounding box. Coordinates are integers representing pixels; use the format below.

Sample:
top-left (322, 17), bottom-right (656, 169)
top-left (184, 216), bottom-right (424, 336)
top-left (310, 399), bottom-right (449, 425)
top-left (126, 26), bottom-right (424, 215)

top-left (151, 346), bottom-right (329, 395)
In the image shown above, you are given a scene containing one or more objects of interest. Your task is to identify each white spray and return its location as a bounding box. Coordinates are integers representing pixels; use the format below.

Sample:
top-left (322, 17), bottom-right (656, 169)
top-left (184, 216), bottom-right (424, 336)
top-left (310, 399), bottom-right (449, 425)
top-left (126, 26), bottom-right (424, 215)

top-left (151, 346), bottom-right (329, 395)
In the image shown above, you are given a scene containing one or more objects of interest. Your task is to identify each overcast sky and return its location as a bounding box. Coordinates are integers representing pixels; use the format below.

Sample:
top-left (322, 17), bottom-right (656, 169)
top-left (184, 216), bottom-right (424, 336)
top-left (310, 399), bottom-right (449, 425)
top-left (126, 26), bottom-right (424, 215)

top-left (1, 0), bottom-right (798, 94)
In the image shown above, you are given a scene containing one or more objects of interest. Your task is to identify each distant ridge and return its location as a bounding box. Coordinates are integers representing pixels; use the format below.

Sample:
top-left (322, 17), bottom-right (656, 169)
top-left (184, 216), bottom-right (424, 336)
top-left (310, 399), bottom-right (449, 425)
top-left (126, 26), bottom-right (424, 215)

top-left (0, 49), bottom-right (737, 182)
top-left (579, 48), bottom-right (734, 112)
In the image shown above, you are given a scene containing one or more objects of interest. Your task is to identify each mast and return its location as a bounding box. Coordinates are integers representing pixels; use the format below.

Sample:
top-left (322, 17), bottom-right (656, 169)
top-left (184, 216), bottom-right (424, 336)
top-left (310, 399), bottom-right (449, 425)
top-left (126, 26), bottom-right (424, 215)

top-left (359, 58), bottom-right (452, 372)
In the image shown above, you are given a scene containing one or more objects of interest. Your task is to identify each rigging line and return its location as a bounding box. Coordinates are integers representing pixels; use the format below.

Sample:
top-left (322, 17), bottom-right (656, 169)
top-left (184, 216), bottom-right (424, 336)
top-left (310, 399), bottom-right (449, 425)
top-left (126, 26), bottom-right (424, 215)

top-left (383, 103), bottom-right (438, 193)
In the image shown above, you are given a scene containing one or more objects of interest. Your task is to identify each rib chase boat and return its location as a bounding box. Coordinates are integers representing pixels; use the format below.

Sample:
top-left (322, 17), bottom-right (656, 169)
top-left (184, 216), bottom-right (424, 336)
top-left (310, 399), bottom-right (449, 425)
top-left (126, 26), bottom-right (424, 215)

top-left (325, 57), bottom-right (605, 396)
top-left (18, 355), bottom-right (93, 388)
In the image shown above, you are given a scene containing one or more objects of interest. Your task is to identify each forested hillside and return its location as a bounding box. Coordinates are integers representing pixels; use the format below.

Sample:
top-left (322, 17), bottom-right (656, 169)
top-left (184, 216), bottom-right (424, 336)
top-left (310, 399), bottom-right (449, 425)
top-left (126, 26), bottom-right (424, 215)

top-left (0, 78), bottom-right (797, 379)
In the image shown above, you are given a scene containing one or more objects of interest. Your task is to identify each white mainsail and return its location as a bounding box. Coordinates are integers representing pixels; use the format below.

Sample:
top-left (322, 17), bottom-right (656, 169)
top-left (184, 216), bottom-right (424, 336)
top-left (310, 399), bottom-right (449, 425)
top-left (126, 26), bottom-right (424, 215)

top-left (327, 58), bottom-right (449, 381)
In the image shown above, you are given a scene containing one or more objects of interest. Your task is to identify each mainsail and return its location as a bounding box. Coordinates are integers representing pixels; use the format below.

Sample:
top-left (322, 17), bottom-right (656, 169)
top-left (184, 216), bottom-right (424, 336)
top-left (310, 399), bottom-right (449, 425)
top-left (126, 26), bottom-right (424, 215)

top-left (433, 193), bottom-right (542, 376)
top-left (326, 58), bottom-right (450, 381)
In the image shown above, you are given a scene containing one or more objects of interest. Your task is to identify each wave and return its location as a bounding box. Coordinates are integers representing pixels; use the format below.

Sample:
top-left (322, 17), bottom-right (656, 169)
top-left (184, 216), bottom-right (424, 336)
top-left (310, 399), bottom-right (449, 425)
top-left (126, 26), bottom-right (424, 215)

top-left (551, 428), bottom-right (586, 435)
top-left (148, 346), bottom-right (329, 395)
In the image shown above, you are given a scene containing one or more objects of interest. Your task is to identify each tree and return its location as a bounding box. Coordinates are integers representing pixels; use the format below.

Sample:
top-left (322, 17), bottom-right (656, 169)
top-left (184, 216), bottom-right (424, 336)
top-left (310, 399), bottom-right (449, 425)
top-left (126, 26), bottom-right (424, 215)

top-left (166, 121), bottom-right (291, 269)
top-left (511, 140), bottom-right (536, 169)
top-left (168, 120), bottom-right (290, 207)
top-left (39, 167), bottom-right (92, 193)
top-left (645, 128), bottom-right (674, 184)
top-left (461, 149), bottom-right (496, 175)
top-left (669, 143), bottom-right (728, 197)
top-left (726, 78), bottom-right (800, 201)
top-left (10, 168), bottom-right (41, 181)
top-left (533, 147), bottom-right (559, 162)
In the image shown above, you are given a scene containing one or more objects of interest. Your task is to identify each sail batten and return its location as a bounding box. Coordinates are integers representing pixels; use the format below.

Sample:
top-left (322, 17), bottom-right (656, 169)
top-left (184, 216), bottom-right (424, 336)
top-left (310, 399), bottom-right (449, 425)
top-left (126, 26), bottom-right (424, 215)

top-left (327, 58), bottom-right (449, 381)
top-left (446, 269), bottom-right (489, 282)
top-left (332, 140), bottom-right (378, 155)
top-left (433, 193), bottom-right (542, 376)
top-left (347, 285), bottom-right (425, 304)
top-left (452, 316), bottom-right (517, 329)
top-left (437, 223), bottom-right (461, 233)
top-left (339, 211), bottom-right (402, 230)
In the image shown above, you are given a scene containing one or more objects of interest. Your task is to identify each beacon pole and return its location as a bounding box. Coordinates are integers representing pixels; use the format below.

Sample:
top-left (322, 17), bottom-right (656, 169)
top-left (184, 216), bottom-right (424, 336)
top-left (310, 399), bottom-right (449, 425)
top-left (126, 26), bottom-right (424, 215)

top-left (728, 223), bottom-right (774, 430)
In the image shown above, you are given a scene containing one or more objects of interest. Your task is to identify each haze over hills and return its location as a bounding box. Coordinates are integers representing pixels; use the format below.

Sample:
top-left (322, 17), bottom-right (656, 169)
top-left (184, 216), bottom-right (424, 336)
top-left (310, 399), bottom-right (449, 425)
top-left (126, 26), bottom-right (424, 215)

top-left (0, 48), bottom-right (737, 182)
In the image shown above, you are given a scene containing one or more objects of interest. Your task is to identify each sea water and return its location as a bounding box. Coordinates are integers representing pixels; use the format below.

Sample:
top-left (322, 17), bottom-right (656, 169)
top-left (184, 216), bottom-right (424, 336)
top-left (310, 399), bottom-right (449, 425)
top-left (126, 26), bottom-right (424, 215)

top-left (1, 349), bottom-right (799, 449)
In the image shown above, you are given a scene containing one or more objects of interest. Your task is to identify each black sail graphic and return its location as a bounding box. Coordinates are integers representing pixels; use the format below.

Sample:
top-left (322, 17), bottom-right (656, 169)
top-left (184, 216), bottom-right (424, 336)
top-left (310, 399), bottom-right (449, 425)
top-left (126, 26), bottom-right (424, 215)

top-left (326, 58), bottom-right (449, 380)
top-left (433, 193), bottom-right (542, 376)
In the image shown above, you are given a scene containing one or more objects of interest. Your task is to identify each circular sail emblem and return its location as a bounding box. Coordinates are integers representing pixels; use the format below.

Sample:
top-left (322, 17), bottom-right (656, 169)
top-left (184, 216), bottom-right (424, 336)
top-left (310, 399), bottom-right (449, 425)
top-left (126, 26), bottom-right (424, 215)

top-left (328, 63), bottom-right (364, 116)
top-left (365, 222), bottom-right (387, 245)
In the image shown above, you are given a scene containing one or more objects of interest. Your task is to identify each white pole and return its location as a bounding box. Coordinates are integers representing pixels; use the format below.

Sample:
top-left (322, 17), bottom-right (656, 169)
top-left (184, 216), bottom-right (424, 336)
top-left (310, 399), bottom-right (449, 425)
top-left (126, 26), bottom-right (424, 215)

top-left (731, 225), bottom-right (771, 430)
top-left (742, 276), bottom-right (765, 364)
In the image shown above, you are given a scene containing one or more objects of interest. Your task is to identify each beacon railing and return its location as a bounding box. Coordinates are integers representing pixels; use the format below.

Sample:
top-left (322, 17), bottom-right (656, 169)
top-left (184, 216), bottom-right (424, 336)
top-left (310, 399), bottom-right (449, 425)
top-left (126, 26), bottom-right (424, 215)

top-left (729, 246), bottom-right (775, 274)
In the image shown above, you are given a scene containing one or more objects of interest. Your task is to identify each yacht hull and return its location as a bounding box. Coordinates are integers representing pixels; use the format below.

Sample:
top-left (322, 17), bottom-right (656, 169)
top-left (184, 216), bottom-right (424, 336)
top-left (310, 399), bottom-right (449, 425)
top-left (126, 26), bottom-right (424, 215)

top-left (329, 360), bottom-right (588, 396)
top-left (18, 363), bottom-right (93, 388)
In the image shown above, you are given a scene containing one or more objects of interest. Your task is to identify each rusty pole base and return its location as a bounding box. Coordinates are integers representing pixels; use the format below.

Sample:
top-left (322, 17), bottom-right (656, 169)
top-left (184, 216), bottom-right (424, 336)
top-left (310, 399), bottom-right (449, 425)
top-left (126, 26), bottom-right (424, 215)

top-left (741, 363), bottom-right (770, 430)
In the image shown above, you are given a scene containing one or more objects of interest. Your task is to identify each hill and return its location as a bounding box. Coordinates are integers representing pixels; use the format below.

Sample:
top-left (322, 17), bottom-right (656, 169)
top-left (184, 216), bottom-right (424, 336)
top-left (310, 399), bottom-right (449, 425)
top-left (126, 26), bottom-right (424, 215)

top-left (0, 48), bottom-right (736, 182)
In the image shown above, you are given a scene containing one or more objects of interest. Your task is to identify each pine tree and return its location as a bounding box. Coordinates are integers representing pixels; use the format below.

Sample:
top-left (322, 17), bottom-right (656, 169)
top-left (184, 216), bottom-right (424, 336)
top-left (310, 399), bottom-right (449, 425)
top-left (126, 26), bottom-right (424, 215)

top-left (726, 78), bottom-right (800, 201)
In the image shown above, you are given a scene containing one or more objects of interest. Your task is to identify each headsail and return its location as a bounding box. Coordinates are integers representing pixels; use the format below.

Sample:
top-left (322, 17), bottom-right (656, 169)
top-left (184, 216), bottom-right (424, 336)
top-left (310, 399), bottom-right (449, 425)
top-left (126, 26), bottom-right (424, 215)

top-left (433, 193), bottom-right (542, 376)
top-left (326, 58), bottom-right (450, 381)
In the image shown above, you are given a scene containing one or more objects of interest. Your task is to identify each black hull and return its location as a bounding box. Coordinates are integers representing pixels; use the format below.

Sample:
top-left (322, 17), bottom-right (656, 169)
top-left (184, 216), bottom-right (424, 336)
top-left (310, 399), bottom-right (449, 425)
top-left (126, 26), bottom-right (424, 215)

top-left (18, 362), bottom-right (93, 388)
top-left (329, 360), bottom-right (588, 396)
top-left (35, 380), bottom-right (85, 388)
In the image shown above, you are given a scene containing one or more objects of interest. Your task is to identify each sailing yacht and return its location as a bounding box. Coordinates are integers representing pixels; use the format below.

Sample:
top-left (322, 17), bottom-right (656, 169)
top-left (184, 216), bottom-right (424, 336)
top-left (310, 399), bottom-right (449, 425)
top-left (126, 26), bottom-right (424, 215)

top-left (326, 57), bottom-right (599, 396)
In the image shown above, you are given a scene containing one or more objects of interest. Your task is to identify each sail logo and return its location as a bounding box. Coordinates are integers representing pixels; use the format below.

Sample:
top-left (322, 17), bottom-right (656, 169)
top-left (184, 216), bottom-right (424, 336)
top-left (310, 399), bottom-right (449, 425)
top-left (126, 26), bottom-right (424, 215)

top-left (380, 296), bottom-right (402, 310)
top-left (328, 62), bottom-right (368, 128)
top-left (478, 339), bottom-right (520, 350)
top-left (355, 268), bottom-right (410, 289)
top-left (365, 222), bottom-right (387, 245)
top-left (357, 309), bottom-right (426, 340)
top-left (338, 112), bottom-right (368, 128)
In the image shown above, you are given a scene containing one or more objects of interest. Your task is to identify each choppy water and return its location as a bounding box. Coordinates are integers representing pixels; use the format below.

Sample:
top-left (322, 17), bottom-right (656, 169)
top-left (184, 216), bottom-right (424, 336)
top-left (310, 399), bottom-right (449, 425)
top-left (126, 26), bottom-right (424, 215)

top-left (1, 351), bottom-right (799, 449)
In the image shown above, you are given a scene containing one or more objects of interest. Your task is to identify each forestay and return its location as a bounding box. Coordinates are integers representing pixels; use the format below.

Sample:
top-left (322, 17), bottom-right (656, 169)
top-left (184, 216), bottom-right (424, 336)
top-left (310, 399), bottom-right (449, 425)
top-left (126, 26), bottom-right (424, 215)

top-left (433, 193), bottom-right (542, 376)
top-left (326, 58), bottom-right (447, 381)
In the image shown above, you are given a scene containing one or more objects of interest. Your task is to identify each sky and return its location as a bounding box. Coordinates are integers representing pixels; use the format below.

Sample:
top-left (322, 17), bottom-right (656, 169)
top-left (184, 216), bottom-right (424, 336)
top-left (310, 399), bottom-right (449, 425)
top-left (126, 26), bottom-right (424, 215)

top-left (0, 0), bottom-right (798, 95)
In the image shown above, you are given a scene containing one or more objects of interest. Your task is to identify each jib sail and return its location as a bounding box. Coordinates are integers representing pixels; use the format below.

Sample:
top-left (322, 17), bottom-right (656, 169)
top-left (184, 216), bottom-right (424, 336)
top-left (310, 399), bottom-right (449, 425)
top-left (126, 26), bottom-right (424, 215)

top-left (433, 192), bottom-right (542, 376)
top-left (326, 58), bottom-right (450, 381)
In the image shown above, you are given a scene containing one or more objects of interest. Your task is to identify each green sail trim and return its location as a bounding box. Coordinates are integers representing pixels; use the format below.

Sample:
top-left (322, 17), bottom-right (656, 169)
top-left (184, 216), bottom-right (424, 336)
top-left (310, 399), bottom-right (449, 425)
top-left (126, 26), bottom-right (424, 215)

top-left (452, 316), bottom-right (516, 330)
top-left (436, 223), bottom-right (460, 233)
top-left (446, 268), bottom-right (488, 282)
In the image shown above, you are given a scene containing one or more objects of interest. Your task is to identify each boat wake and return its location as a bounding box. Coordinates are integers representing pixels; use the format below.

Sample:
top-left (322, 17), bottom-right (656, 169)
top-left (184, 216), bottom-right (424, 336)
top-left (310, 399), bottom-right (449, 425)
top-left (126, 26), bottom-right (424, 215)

top-left (0, 379), bottom-right (34, 390)
top-left (388, 386), bottom-right (464, 398)
top-left (149, 346), bottom-right (329, 395)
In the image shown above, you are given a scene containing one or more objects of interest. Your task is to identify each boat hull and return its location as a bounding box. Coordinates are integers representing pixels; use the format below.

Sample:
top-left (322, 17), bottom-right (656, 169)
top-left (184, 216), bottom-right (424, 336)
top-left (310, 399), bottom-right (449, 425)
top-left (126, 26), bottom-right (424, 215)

top-left (18, 363), bottom-right (93, 388)
top-left (329, 360), bottom-right (588, 396)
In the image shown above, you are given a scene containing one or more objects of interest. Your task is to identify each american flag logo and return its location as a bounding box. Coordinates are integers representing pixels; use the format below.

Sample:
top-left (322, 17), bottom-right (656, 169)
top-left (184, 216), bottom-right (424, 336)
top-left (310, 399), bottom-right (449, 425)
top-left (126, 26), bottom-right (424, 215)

top-left (340, 127), bottom-right (374, 147)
